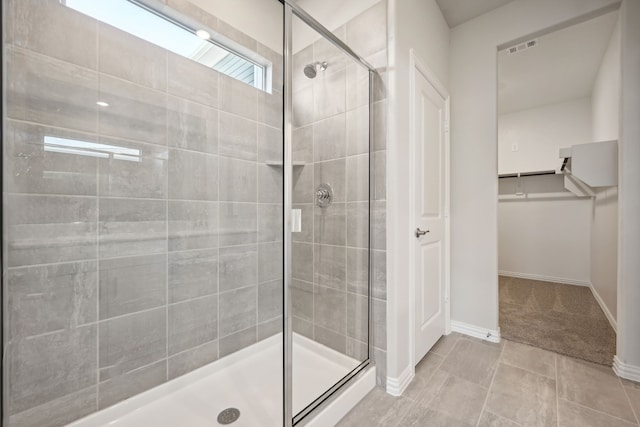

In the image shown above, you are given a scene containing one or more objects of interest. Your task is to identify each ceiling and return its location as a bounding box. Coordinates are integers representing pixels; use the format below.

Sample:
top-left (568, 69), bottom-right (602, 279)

top-left (498, 10), bottom-right (619, 115)
top-left (435, 0), bottom-right (515, 28)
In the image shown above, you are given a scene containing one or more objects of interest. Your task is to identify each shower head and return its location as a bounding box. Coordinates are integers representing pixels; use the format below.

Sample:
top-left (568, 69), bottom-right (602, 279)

top-left (303, 61), bottom-right (328, 79)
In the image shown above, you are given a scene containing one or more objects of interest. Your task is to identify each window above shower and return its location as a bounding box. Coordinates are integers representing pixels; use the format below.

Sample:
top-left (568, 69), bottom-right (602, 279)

top-left (62, 0), bottom-right (272, 92)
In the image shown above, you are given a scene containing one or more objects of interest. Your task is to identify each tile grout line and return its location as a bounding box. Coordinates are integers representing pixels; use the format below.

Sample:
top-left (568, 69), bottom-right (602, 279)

top-left (617, 376), bottom-right (640, 425)
top-left (475, 338), bottom-right (506, 427)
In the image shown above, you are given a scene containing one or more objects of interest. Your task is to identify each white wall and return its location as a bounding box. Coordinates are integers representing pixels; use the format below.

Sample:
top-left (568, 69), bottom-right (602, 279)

top-left (386, 0), bottom-right (449, 390)
top-left (616, 0), bottom-right (640, 376)
top-left (591, 13), bottom-right (620, 325)
top-left (498, 98), bottom-right (592, 175)
top-left (449, 0), bottom-right (621, 332)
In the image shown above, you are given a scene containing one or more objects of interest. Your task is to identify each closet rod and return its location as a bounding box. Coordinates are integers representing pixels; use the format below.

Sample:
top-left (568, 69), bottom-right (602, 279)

top-left (498, 170), bottom-right (557, 179)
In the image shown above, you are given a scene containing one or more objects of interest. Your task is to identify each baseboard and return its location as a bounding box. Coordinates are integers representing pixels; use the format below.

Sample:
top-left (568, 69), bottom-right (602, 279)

top-left (451, 320), bottom-right (501, 343)
top-left (613, 356), bottom-right (640, 382)
top-left (588, 282), bottom-right (617, 332)
top-left (499, 270), bottom-right (590, 287)
top-left (386, 364), bottom-right (413, 397)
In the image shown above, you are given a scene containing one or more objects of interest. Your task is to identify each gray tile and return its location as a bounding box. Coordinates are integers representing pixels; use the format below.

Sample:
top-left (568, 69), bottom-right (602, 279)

top-left (347, 292), bottom-right (368, 342)
top-left (486, 363), bottom-right (557, 427)
top-left (292, 204), bottom-right (313, 243)
top-left (219, 287), bottom-right (257, 337)
top-left (346, 65), bottom-right (370, 113)
top-left (292, 279), bottom-right (313, 322)
top-left (293, 163), bottom-right (314, 203)
top-left (314, 244), bottom-right (346, 290)
top-left (313, 26), bottom-right (348, 71)
top-left (98, 361), bottom-right (166, 410)
top-left (558, 398), bottom-right (638, 427)
top-left (258, 204), bottom-right (283, 243)
top-left (346, 1), bottom-right (387, 58)
top-left (258, 89), bottom-right (283, 129)
top-left (219, 326), bottom-right (257, 358)
top-left (6, 0), bottom-right (97, 69)
top-left (314, 325), bottom-right (347, 354)
top-left (6, 120), bottom-right (98, 196)
top-left (293, 316), bottom-right (314, 339)
top-left (346, 338), bottom-right (368, 361)
top-left (7, 261), bottom-right (97, 340)
top-left (401, 408), bottom-right (476, 427)
top-left (293, 85), bottom-right (314, 128)
top-left (167, 96), bottom-right (218, 154)
top-left (219, 157), bottom-right (257, 202)
top-left (257, 124), bottom-right (282, 164)
top-left (168, 340), bottom-right (218, 380)
top-left (168, 295), bottom-right (218, 355)
top-left (258, 280), bottom-right (283, 323)
top-left (258, 317), bottom-right (282, 340)
top-left (338, 388), bottom-right (414, 427)
top-left (372, 298), bottom-right (386, 350)
top-left (293, 45), bottom-right (313, 92)
top-left (7, 194), bottom-right (97, 267)
top-left (167, 52), bottom-right (218, 108)
top-left (168, 201), bottom-right (218, 251)
top-left (421, 374), bottom-right (487, 425)
top-left (258, 163), bottom-right (284, 203)
top-left (213, 17), bottom-right (258, 50)
top-left (314, 158), bottom-right (346, 203)
top-left (411, 368), bottom-right (449, 407)
top-left (293, 125), bottom-right (313, 164)
top-left (98, 75), bottom-right (166, 145)
top-left (374, 348), bottom-right (387, 388)
top-left (430, 332), bottom-right (462, 357)
top-left (314, 115), bottom-right (346, 162)
top-left (346, 105), bottom-right (369, 156)
top-left (557, 355), bottom-right (637, 422)
top-left (7, 325), bottom-right (97, 415)
top-left (292, 242), bottom-right (314, 282)
top-left (99, 308), bottom-right (166, 381)
top-left (347, 154), bottom-right (370, 202)
top-left (99, 198), bottom-right (166, 258)
top-left (219, 202), bottom-right (257, 246)
top-left (373, 101), bottom-right (387, 151)
top-left (624, 384), bottom-right (640, 424)
top-left (346, 247), bottom-right (369, 296)
top-left (168, 249), bottom-right (218, 303)
top-left (7, 47), bottom-right (98, 133)
top-left (313, 68), bottom-right (346, 121)
top-left (168, 149), bottom-right (218, 201)
top-left (219, 74), bottom-right (258, 120)
top-left (315, 202), bottom-right (347, 246)
top-left (477, 411), bottom-right (522, 427)
top-left (403, 352), bottom-right (445, 400)
top-left (98, 136), bottom-right (168, 199)
top-left (373, 201), bottom-right (386, 250)
top-left (99, 22), bottom-right (167, 90)
top-left (314, 285), bottom-right (347, 334)
top-left (346, 202), bottom-right (369, 249)
top-left (439, 338), bottom-right (502, 387)
top-left (502, 340), bottom-right (556, 379)
top-left (8, 386), bottom-right (96, 427)
top-left (219, 112), bottom-right (257, 161)
top-left (374, 150), bottom-right (386, 200)
top-left (372, 250), bottom-right (387, 300)
top-left (99, 254), bottom-right (166, 319)
top-left (259, 241), bottom-right (283, 283)
top-left (219, 245), bottom-right (258, 293)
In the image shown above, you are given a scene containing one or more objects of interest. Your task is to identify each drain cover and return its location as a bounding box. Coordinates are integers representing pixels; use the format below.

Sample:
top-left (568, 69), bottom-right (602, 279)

top-left (217, 408), bottom-right (240, 425)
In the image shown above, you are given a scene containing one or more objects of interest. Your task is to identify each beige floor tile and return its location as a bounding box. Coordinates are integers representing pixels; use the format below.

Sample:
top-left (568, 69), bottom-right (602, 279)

top-left (439, 337), bottom-right (502, 387)
top-left (501, 340), bottom-right (556, 379)
top-left (478, 411), bottom-right (523, 427)
top-left (400, 407), bottom-right (475, 427)
top-left (412, 368), bottom-right (449, 407)
top-left (337, 387), bottom-right (414, 427)
top-left (430, 332), bottom-right (462, 357)
top-left (558, 398), bottom-right (638, 427)
top-left (486, 363), bottom-right (557, 427)
top-left (425, 374), bottom-right (488, 425)
top-left (623, 383), bottom-right (640, 424)
top-left (557, 356), bottom-right (636, 423)
top-left (403, 352), bottom-right (444, 400)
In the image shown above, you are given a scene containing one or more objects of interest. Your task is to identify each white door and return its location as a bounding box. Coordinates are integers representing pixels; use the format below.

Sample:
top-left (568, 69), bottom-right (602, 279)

top-left (412, 60), bottom-right (448, 364)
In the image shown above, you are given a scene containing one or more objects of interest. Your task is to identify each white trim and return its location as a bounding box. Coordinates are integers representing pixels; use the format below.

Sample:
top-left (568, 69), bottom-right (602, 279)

top-left (499, 270), bottom-right (590, 287)
top-left (451, 320), bottom-right (501, 343)
top-left (305, 367), bottom-right (376, 427)
top-left (613, 356), bottom-right (640, 382)
top-left (385, 365), bottom-right (414, 397)
top-left (588, 282), bottom-right (617, 332)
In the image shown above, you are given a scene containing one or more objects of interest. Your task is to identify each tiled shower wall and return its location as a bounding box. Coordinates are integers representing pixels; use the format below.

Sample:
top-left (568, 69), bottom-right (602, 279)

top-left (3, 0), bottom-right (283, 425)
top-left (290, 1), bottom-right (388, 387)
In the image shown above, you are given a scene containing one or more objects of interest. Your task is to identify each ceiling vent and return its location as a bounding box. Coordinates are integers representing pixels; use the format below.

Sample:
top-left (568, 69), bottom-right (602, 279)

top-left (505, 39), bottom-right (537, 55)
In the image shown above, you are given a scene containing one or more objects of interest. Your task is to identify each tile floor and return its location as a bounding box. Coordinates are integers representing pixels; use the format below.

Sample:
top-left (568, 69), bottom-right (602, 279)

top-left (338, 333), bottom-right (640, 427)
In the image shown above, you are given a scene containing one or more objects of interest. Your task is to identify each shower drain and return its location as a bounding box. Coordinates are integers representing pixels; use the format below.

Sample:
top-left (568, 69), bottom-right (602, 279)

top-left (217, 408), bottom-right (240, 424)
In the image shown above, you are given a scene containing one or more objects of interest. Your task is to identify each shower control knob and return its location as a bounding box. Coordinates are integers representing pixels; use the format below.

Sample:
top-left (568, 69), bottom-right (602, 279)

top-left (415, 228), bottom-right (429, 238)
top-left (315, 183), bottom-right (334, 208)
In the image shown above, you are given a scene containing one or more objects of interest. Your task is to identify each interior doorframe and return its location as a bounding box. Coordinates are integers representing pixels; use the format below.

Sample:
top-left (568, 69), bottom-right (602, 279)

top-left (407, 49), bottom-right (451, 370)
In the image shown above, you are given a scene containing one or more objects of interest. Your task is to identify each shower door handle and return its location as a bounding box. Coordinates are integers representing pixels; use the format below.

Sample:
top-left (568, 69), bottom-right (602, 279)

top-left (415, 228), bottom-right (429, 238)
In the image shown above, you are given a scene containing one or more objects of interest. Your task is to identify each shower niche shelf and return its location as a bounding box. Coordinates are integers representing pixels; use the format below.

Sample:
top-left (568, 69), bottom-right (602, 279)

top-left (266, 160), bottom-right (306, 167)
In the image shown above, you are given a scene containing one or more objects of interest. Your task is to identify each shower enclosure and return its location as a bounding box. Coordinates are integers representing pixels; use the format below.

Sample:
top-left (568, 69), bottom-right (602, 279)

top-left (1, 0), bottom-right (378, 426)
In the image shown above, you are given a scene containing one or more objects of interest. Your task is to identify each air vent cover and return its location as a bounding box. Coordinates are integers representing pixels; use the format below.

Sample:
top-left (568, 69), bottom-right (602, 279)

top-left (506, 39), bottom-right (537, 55)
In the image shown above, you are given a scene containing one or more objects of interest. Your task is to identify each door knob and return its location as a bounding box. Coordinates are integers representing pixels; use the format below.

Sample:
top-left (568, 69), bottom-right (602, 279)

top-left (415, 228), bottom-right (429, 238)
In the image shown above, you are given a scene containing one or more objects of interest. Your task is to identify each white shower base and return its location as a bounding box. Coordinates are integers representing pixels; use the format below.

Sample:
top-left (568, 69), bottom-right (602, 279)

top-left (69, 333), bottom-right (375, 427)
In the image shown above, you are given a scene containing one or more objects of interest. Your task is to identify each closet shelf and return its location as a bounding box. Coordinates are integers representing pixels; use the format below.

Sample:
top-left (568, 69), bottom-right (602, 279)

top-left (559, 140), bottom-right (618, 197)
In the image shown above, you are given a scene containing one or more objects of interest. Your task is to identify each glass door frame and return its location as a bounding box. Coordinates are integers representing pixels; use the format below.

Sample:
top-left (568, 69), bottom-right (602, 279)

top-left (281, 2), bottom-right (377, 425)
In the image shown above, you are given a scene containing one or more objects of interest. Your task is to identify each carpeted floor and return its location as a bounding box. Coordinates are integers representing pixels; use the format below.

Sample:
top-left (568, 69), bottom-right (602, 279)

top-left (499, 276), bottom-right (616, 366)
